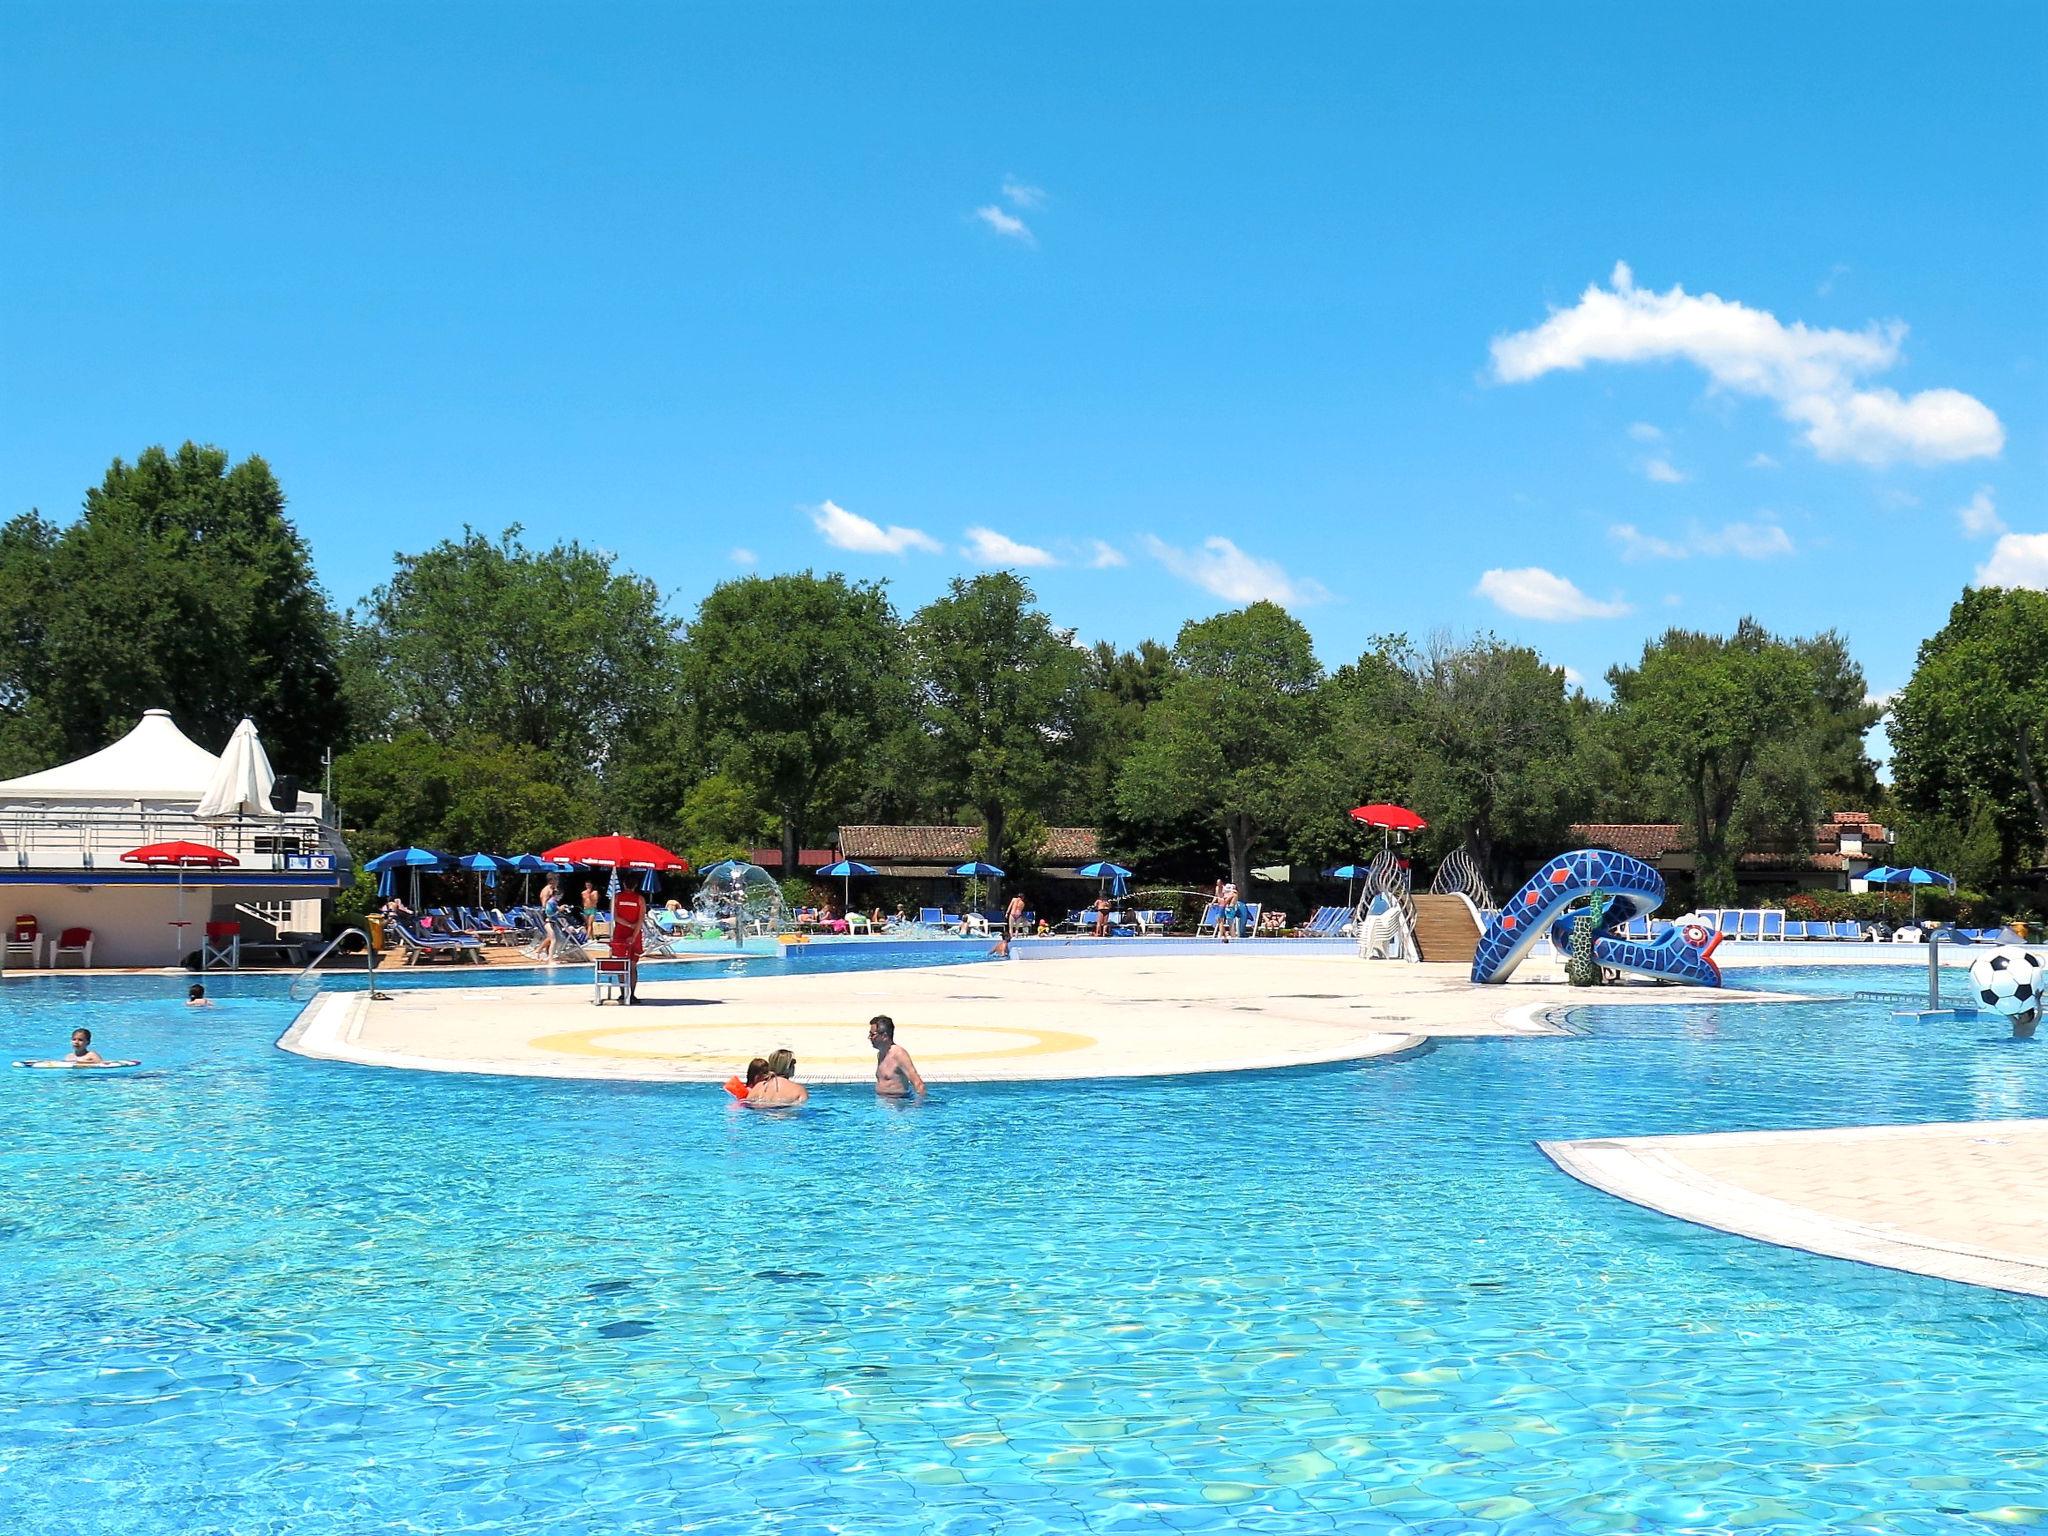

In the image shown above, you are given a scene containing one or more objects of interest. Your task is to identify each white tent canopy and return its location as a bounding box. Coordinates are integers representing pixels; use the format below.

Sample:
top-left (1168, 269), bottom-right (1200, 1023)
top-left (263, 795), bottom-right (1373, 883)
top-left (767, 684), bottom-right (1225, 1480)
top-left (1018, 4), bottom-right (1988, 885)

top-left (197, 717), bottom-right (278, 819)
top-left (0, 709), bottom-right (224, 802)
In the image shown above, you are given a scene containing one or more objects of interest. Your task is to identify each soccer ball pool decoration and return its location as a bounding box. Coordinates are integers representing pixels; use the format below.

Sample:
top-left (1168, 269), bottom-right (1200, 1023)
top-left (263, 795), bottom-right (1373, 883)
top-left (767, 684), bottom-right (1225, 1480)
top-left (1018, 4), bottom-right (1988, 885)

top-left (1970, 946), bottom-right (2044, 1019)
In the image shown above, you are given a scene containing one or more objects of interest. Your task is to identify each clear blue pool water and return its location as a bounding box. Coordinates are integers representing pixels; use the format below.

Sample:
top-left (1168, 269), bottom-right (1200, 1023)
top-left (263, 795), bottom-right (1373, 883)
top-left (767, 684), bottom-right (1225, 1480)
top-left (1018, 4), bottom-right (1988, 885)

top-left (3, 962), bottom-right (2045, 1534)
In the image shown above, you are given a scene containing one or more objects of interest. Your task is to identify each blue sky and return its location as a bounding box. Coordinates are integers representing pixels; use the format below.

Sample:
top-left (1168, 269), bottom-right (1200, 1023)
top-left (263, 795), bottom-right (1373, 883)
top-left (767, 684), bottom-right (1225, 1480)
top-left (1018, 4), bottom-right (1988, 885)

top-left (3, 3), bottom-right (2042, 716)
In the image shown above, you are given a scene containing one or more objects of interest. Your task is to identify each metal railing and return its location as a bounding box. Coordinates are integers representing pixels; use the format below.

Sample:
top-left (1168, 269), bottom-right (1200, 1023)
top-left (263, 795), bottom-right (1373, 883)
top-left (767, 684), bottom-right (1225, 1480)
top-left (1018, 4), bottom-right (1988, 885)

top-left (288, 927), bottom-right (386, 1003)
top-left (1429, 848), bottom-right (1497, 914)
top-left (0, 805), bottom-right (347, 871)
top-left (1356, 847), bottom-right (1420, 962)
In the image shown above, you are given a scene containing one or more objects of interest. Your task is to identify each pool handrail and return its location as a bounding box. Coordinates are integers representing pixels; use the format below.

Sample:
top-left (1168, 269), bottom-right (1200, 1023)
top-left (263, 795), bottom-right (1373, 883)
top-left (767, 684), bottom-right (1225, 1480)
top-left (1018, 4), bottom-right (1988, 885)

top-left (288, 926), bottom-right (384, 1003)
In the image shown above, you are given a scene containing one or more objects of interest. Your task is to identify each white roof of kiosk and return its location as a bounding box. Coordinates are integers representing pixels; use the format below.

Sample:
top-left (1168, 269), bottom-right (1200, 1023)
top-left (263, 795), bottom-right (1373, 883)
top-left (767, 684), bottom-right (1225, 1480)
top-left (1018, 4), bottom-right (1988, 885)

top-left (0, 709), bottom-right (224, 801)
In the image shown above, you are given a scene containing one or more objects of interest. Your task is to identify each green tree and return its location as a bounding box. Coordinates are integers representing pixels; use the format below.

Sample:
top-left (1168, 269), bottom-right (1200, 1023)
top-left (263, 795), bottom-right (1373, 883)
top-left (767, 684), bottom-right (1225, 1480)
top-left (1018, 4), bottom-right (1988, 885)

top-left (1607, 619), bottom-right (1876, 904)
top-left (1116, 601), bottom-right (1327, 893)
top-left (908, 572), bottom-right (1090, 877)
top-left (0, 444), bottom-right (347, 774)
top-left (1401, 634), bottom-right (1589, 887)
top-left (1068, 640), bottom-right (1176, 824)
top-left (674, 771), bottom-right (778, 871)
top-left (1890, 586), bottom-right (2048, 871)
top-left (346, 526), bottom-right (676, 773)
top-left (681, 572), bottom-right (906, 873)
top-left (334, 731), bottom-right (590, 858)
top-left (0, 512), bottom-right (60, 777)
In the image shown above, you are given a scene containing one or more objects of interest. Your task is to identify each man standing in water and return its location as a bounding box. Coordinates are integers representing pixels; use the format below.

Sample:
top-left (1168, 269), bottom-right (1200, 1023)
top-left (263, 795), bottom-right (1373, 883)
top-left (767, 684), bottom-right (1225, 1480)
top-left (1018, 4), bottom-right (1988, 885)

top-left (868, 1015), bottom-right (925, 1098)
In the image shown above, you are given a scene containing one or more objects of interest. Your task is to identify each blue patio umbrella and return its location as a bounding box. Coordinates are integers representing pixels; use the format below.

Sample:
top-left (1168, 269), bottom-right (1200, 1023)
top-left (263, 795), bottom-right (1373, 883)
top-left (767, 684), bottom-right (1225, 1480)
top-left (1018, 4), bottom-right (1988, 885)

top-left (1326, 863), bottom-right (1371, 906)
top-left (640, 867), bottom-right (661, 893)
top-left (1078, 860), bottom-right (1132, 901)
top-left (453, 852), bottom-right (510, 907)
top-left (1866, 864), bottom-right (1956, 921)
top-left (504, 853), bottom-right (553, 903)
top-left (952, 861), bottom-right (1005, 878)
top-left (364, 846), bottom-right (445, 908)
top-left (820, 857), bottom-right (878, 911)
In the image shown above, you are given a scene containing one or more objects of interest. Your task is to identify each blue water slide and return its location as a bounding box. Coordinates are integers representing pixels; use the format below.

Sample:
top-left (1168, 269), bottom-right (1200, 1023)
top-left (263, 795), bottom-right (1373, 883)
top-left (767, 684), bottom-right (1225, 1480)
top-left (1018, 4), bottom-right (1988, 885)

top-left (1470, 848), bottom-right (1723, 987)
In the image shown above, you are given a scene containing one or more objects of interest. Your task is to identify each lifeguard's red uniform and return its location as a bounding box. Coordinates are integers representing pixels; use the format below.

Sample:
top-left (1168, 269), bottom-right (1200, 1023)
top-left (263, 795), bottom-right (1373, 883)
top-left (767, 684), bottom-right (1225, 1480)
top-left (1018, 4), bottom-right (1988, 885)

top-left (610, 889), bottom-right (646, 959)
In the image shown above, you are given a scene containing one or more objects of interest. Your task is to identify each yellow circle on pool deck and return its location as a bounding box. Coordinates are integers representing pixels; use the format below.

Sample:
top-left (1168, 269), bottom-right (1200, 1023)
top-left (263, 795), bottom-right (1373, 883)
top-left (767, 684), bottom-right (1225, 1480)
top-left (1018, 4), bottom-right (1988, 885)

top-left (529, 1019), bottom-right (1098, 1065)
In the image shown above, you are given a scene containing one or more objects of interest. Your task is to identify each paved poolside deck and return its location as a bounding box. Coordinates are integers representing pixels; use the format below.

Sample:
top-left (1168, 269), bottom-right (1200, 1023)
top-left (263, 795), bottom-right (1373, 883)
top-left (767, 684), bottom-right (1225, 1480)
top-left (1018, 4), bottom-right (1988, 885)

top-left (279, 952), bottom-right (1737, 1085)
top-left (1544, 1120), bottom-right (2048, 1298)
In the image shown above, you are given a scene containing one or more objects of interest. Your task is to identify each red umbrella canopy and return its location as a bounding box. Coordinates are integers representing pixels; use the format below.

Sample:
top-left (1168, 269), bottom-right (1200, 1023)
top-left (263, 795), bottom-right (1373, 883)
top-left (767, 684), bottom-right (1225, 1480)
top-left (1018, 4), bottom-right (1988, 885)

top-left (1349, 804), bottom-right (1428, 833)
top-left (542, 834), bottom-right (689, 871)
top-left (119, 840), bottom-right (240, 868)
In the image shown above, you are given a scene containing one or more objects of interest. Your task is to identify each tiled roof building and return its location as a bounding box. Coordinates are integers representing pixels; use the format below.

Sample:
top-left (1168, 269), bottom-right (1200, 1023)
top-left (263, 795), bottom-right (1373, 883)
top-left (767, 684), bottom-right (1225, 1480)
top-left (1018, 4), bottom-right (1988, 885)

top-left (837, 825), bottom-right (1101, 877)
top-left (1567, 811), bottom-right (1893, 891)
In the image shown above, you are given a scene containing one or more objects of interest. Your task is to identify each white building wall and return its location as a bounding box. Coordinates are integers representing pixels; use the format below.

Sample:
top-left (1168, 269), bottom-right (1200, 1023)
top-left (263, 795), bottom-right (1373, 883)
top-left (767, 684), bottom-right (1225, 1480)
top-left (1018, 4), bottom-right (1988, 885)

top-left (3, 884), bottom-right (212, 968)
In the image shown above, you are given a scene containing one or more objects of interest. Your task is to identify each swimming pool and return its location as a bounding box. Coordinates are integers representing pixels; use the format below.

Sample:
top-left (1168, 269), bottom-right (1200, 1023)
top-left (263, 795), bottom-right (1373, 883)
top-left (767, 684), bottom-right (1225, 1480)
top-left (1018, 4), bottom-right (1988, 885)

top-left (3, 964), bottom-right (2044, 1533)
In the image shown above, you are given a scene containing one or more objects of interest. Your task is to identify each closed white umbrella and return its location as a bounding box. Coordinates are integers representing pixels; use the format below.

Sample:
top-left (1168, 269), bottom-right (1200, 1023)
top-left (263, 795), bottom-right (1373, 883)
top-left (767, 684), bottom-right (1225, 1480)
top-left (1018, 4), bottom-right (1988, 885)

top-left (196, 718), bottom-right (278, 819)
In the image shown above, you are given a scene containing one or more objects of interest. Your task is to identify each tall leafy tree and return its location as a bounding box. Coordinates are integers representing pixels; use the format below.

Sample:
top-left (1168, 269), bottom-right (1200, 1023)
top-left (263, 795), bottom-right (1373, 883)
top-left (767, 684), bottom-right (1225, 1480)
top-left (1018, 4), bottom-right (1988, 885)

top-left (908, 572), bottom-right (1090, 874)
top-left (1402, 634), bottom-right (1589, 887)
top-left (335, 731), bottom-right (591, 858)
top-left (680, 572), bottom-right (907, 873)
top-left (0, 444), bottom-right (347, 774)
top-left (1116, 601), bottom-right (1327, 893)
top-left (1607, 619), bottom-right (1876, 904)
top-left (1890, 586), bottom-right (2048, 870)
top-left (346, 526), bottom-right (675, 776)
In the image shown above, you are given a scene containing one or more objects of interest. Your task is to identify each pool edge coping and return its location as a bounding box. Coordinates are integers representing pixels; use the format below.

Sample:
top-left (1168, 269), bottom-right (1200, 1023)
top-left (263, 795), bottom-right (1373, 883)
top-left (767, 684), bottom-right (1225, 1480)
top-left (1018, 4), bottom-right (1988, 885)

top-left (1541, 1121), bottom-right (2048, 1300)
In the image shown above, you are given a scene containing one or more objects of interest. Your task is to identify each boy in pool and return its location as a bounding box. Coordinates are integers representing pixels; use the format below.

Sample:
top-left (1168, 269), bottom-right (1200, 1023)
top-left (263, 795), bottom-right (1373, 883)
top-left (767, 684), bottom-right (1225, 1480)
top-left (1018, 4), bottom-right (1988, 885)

top-left (869, 1016), bottom-right (925, 1099)
top-left (14, 1028), bottom-right (138, 1069)
top-left (188, 983), bottom-right (213, 1007)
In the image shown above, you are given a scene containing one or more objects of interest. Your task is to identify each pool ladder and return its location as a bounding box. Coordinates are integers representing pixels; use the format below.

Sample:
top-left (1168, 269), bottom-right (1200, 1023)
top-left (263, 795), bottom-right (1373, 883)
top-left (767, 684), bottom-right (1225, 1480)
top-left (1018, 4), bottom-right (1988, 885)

top-left (288, 927), bottom-right (390, 1003)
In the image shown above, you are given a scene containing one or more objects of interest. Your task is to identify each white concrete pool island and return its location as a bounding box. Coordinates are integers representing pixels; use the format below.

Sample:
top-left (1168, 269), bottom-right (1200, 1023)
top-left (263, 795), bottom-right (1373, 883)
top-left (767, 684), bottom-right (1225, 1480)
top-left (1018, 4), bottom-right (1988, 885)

top-left (280, 946), bottom-right (2048, 1303)
top-left (283, 953), bottom-right (1653, 1083)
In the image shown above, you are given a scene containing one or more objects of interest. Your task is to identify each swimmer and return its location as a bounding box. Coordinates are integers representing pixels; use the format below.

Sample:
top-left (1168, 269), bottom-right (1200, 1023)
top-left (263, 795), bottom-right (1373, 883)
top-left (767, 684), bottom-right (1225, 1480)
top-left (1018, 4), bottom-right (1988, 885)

top-left (187, 983), bottom-right (213, 1007)
top-left (869, 1015), bottom-right (925, 1099)
top-left (744, 1048), bottom-right (808, 1108)
top-left (15, 1028), bottom-right (138, 1069)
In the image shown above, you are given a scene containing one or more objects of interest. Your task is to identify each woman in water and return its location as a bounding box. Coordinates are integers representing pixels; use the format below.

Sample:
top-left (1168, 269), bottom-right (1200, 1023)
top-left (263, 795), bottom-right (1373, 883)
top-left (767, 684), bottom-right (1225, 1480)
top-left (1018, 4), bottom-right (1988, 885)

top-left (744, 1048), bottom-right (809, 1108)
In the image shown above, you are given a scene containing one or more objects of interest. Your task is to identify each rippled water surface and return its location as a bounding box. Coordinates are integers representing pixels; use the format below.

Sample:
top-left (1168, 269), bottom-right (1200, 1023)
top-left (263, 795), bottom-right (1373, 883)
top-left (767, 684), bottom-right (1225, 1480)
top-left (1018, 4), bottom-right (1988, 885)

top-left (4, 963), bottom-right (2046, 1534)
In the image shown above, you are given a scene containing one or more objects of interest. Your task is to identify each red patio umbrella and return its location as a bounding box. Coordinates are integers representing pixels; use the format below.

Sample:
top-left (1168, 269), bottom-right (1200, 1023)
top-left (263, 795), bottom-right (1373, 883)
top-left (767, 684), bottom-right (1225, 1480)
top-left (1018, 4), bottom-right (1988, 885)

top-left (541, 835), bottom-right (689, 871)
top-left (1350, 803), bottom-right (1428, 858)
top-left (121, 841), bottom-right (240, 964)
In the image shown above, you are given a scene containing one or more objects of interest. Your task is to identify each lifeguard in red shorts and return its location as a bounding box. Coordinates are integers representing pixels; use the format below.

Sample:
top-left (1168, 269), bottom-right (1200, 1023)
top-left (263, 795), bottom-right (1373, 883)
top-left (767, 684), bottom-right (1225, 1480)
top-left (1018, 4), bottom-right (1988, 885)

top-left (609, 885), bottom-right (647, 1003)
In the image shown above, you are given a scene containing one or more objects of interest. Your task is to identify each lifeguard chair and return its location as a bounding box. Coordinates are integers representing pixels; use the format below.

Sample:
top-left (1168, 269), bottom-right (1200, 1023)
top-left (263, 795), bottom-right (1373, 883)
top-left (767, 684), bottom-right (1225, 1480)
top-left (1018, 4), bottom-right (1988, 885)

top-left (594, 955), bottom-right (631, 1004)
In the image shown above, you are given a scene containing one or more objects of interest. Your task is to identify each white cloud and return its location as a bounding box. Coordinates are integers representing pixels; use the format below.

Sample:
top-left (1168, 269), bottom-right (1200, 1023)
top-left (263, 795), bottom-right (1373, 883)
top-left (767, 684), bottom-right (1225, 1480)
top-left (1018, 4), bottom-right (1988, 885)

top-left (1562, 665), bottom-right (1586, 687)
top-left (1643, 456), bottom-right (1687, 484)
top-left (974, 205), bottom-right (1033, 243)
top-left (1718, 521), bottom-right (1797, 559)
top-left (1957, 486), bottom-right (2005, 538)
top-left (962, 526), bottom-right (1057, 567)
top-left (1865, 688), bottom-right (1899, 711)
top-left (1491, 262), bottom-right (2004, 466)
top-left (1627, 422), bottom-right (1664, 442)
top-left (808, 499), bottom-right (942, 556)
top-left (1001, 177), bottom-right (1047, 210)
top-left (1609, 524), bottom-right (1687, 561)
top-left (1087, 539), bottom-right (1127, 569)
top-left (729, 547), bottom-right (757, 567)
top-left (1143, 535), bottom-right (1330, 607)
top-left (1663, 593), bottom-right (1683, 607)
top-left (1474, 566), bottom-right (1630, 622)
top-left (1819, 262), bottom-right (1850, 298)
top-left (1747, 452), bottom-right (1780, 469)
top-left (1976, 532), bottom-right (2048, 590)
top-left (1609, 520), bottom-right (1793, 562)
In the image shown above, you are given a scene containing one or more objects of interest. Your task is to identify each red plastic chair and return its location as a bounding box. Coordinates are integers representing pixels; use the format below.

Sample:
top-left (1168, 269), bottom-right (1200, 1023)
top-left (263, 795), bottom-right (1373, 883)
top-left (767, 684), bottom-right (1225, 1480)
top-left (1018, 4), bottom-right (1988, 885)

top-left (54, 927), bottom-right (93, 968)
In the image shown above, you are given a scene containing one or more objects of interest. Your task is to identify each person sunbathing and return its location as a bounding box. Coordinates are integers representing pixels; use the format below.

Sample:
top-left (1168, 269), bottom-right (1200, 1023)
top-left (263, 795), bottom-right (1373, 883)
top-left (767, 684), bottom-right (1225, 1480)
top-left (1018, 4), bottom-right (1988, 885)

top-left (743, 1048), bottom-right (809, 1107)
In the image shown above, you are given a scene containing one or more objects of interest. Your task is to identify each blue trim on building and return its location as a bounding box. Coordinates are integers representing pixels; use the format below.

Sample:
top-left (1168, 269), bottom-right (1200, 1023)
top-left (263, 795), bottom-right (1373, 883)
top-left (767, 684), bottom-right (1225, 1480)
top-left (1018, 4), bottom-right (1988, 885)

top-left (0, 869), bottom-right (343, 889)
